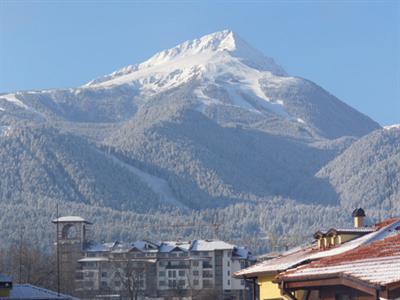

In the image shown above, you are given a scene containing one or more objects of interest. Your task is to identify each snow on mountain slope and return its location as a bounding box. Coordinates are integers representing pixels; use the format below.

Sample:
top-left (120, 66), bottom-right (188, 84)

top-left (102, 151), bottom-right (184, 208)
top-left (0, 93), bottom-right (29, 109)
top-left (384, 124), bottom-right (400, 130)
top-left (85, 30), bottom-right (293, 119)
top-left (0, 30), bottom-right (380, 139)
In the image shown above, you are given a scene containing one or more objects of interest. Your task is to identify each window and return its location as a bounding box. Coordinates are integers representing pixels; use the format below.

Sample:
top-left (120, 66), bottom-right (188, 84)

top-left (101, 272), bottom-right (107, 278)
top-left (86, 271), bottom-right (94, 278)
top-left (203, 270), bottom-right (213, 278)
top-left (178, 270), bottom-right (185, 277)
top-left (159, 281), bottom-right (166, 287)
top-left (227, 261), bottom-right (230, 266)
top-left (159, 271), bottom-right (166, 277)
top-left (178, 279), bottom-right (185, 287)
top-left (227, 270), bottom-right (230, 276)
top-left (240, 260), bottom-right (247, 268)
top-left (227, 279), bottom-right (230, 285)
top-left (114, 281), bottom-right (121, 287)
top-left (168, 270), bottom-right (176, 278)
top-left (192, 261), bottom-right (199, 267)
top-left (168, 280), bottom-right (177, 288)
top-left (203, 279), bottom-right (212, 288)
top-left (101, 281), bottom-right (108, 288)
top-left (193, 270), bottom-right (199, 276)
top-left (193, 279), bottom-right (199, 286)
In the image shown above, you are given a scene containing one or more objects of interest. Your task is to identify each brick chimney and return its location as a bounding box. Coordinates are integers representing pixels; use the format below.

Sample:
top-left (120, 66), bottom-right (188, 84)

top-left (352, 208), bottom-right (366, 228)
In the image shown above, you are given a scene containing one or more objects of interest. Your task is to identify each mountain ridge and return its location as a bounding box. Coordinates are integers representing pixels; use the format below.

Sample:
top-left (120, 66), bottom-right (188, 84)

top-left (0, 30), bottom-right (396, 253)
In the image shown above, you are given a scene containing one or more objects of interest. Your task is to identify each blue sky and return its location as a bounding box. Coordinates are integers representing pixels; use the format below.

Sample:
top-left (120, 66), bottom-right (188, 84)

top-left (1, 1), bottom-right (399, 125)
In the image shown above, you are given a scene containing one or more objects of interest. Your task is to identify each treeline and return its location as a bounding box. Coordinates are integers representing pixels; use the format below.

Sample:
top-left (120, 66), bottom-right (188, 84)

top-left (2, 195), bottom-right (399, 256)
top-left (0, 240), bottom-right (57, 290)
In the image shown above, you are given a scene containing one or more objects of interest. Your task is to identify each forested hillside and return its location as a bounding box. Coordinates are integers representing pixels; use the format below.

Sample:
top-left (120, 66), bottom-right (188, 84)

top-left (0, 30), bottom-right (397, 254)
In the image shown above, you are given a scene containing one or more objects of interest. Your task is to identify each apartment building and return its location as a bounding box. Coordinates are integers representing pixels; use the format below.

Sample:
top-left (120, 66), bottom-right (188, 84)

top-left (53, 216), bottom-right (254, 300)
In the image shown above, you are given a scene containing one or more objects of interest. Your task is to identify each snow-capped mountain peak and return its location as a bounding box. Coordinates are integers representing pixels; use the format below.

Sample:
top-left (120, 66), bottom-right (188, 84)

top-left (384, 124), bottom-right (400, 130)
top-left (85, 30), bottom-right (286, 88)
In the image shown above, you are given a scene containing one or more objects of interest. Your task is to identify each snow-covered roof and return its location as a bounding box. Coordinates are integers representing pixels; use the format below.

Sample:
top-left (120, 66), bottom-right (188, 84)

top-left (86, 239), bottom-right (246, 256)
top-left (159, 241), bottom-right (191, 253)
top-left (0, 274), bottom-right (11, 282)
top-left (233, 247), bottom-right (253, 260)
top-left (328, 227), bottom-right (374, 234)
top-left (314, 227), bottom-right (374, 238)
top-left (235, 246), bottom-right (315, 277)
top-left (235, 219), bottom-right (400, 278)
top-left (279, 231), bottom-right (400, 286)
top-left (78, 257), bottom-right (108, 262)
top-left (282, 256), bottom-right (400, 286)
top-left (8, 284), bottom-right (78, 300)
top-left (52, 216), bottom-right (92, 224)
top-left (190, 239), bottom-right (235, 251)
top-left (86, 242), bottom-right (118, 252)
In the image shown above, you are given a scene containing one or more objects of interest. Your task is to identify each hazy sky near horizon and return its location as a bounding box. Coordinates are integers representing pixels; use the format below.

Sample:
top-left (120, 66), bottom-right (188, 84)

top-left (0, 1), bottom-right (399, 125)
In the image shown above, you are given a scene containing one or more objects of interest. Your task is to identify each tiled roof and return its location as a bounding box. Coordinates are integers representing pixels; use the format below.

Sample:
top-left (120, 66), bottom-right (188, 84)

top-left (234, 246), bottom-right (315, 276)
top-left (374, 217), bottom-right (400, 230)
top-left (328, 227), bottom-right (374, 233)
top-left (279, 233), bottom-right (400, 286)
top-left (282, 256), bottom-right (400, 286)
top-left (235, 219), bottom-right (400, 278)
top-left (305, 232), bottom-right (400, 266)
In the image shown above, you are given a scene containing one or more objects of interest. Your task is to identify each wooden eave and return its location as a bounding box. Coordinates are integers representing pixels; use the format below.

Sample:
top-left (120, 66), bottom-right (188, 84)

top-left (277, 273), bottom-right (383, 296)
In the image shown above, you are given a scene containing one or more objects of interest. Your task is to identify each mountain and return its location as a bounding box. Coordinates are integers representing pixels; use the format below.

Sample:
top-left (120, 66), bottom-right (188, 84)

top-left (0, 124), bottom-right (162, 211)
top-left (0, 30), bottom-right (379, 138)
top-left (0, 30), bottom-right (395, 253)
top-left (317, 126), bottom-right (400, 211)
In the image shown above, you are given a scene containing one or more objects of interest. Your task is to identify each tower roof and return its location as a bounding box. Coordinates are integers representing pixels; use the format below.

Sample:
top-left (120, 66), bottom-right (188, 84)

top-left (52, 216), bottom-right (92, 224)
top-left (352, 208), bottom-right (366, 218)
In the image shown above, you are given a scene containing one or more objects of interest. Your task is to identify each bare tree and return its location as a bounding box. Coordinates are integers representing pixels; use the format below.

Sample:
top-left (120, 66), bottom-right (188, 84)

top-left (114, 260), bottom-right (149, 300)
top-left (0, 241), bottom-right (57, 289)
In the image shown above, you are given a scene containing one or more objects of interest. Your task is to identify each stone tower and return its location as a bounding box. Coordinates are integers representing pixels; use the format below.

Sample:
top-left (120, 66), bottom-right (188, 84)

top-left (52, 216), bottom-right (92, 295)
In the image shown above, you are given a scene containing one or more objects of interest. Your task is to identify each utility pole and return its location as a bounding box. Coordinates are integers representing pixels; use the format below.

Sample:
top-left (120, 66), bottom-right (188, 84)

top-left (56, 203), bottom-right (60, 296)
top-left (18, 225), bottom-right (24, 283)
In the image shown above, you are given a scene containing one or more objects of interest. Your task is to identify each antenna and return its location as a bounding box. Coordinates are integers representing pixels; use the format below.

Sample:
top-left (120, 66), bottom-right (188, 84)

top-left (18, 225), bottom-right (23, 283)
top-left (56, 203), bottom-right (60, 296)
